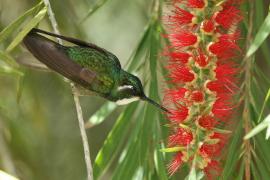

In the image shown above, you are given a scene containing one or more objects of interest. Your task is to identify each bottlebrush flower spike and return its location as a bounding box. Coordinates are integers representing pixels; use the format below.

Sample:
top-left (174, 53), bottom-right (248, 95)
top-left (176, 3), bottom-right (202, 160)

top-left (162, 0), bottom-right (242, 178)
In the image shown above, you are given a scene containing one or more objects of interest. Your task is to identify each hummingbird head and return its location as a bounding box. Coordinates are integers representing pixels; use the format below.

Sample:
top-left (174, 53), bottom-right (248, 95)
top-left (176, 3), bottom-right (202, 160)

top-left (116, 71), bottom-right (169, 113)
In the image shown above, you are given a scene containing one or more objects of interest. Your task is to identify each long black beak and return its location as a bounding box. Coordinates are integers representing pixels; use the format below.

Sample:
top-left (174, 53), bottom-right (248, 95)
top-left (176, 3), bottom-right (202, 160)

top-left (142, 96), bottom-right (169, 113)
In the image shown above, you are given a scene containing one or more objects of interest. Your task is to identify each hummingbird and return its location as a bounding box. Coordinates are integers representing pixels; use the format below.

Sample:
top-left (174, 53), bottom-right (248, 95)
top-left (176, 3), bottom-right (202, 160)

top-left (23, 28), bottom-right (168, 113)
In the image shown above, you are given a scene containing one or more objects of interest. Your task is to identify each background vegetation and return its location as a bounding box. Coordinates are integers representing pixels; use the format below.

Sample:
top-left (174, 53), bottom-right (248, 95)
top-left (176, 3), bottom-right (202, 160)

top-left (0, 0), bottom-right (270, 179)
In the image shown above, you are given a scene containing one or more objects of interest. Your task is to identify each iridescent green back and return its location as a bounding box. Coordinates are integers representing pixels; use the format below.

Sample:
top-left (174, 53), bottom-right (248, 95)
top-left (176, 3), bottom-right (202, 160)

top-left (65, 46), bottom-right (121, 96)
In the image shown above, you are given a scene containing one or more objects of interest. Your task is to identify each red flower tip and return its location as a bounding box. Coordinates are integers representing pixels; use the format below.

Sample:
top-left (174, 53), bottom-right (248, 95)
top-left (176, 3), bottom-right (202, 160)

top-left (169, 7), bottom-right (194, 25)
top-left (168, 128), bottom-right (193, 146)
top-left (201, 19), bottom-right (215, 33)
top-left (167, 106), bottom-right (189, 123)
top-left (215, 6), bottom-right (242, 29)
top-left (164, 88), bottom-right (188, 103)
top-left (187, 0), bottom-right (206, 9)
top-left (168, 51), bottom-right (192, 64)
top-left (199, 140), bottom-right (224, 158)
top-left (168, 153), bottom-right (184, 176)
top-left (169, 65), bottom-right (195, 83)
top-left (169, 32), bottom-right (198, 48)
top-left (206, 80), bottom-right (228, 94)
top-left (215, 63), bottom-right (237, 80)
top-left (203, 160), bottom-right (222, 180)
top-left (212, 98), bottom-right (233, 120)
top-left (190, 90), bottom-right (204, 102)
top-left (208, 39), bottom-right (240, 59)
top-left (198, 115), bottom-right (217, 130)
top-left (194, 50), bottom-right (209, 67)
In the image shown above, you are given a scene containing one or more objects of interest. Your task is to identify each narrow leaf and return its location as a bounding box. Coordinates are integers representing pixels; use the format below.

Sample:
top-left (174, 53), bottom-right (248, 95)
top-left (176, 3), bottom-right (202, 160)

top-left (0, 51), bottom-right (18, 67)
top-left (6, 6), bottom-right (47, 52)
top-left (86, 102), bottom-right (117, 127)
top-left (246, 9), bottom-right (270, 57)
top-left (244, 114), bottom-right (270, 139)
top-left (0, 1), bottom-right (44, 43)
top-left (266, 124), bottom-right (270, 139)
top-left (93, 103), bottom-right (138, 179)
top-left (81, 0), bottom-right (111, 22)
top-left (160, 146), bottom-right (185, 153)
top-left (0, 170), bottom-right (19, 180)
top-left (258, 88), bottom-right (270, 122)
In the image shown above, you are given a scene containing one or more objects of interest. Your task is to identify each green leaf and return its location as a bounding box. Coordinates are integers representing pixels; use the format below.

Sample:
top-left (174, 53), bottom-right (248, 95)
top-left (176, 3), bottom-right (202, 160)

top-left (112, 107), bottom-right (145, 179)
top-left (93, 103), bottom-right (138, 179)
top-left (126, 23), bottom-right (151, 72)
top-left (212, 128), bottom-right (232, 134)
top-left (154, 144), bottom-right (168, 180)
top-left (258, 88), bottom-right (270, 122)
top-left (244, 114), bottom-right (270, 139)
top-left (0, 64), bottom-right (23, 76)
top-left (81, 0), bottom-right (111, 22)
top-left (185, 166), bottom-right (204, 180)
top-left (0, 170), bottom-right (19, 180)
top-left (6, 6), bottom-right (47, 52)
top-left (222, 122), bottom-right (242, 178)
top-left (0, 51), bottom-right (18, 67)
top-left (85, 102), bottom-right (117, 127)
top-left (246, 8), bottom-right (270, 57)
top-left (0, 1), bottom-right (44, 44)
top-left (160, 146), bottom-right (185, 153)
top-left (266, 123), bottom-right (270, 139)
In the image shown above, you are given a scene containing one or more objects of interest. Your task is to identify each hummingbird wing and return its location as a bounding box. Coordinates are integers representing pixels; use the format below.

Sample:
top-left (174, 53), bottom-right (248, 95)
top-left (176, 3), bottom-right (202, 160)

top-left (31, 28), bottom-right (121, 69)
top-left (23, 31), bottom-right (97, 90)
top-left (29, 28), bottom-right (122, 95)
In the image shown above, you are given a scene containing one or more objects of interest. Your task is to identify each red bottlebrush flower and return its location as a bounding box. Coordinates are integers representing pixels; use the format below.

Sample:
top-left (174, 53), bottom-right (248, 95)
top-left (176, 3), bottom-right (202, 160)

top-left (169, 7), bottom-right (194, 25)
top-left (168, 153), bottom-right (184, 176)
top-left (169, 65), bottom-right (195, 83)
top-left (206, 80), bottom-right (233, 94)
top-left (190, 90), bottom-right (204, 102)
top-left (215, 63), bottom-right (237, 80)
top-left (200, 141), bottom-right (224, 158)
top-left (215, 6), bottom-right (242, 29)
top-left (203, 160), bottom-right (222, 180)
top-left (194, 50), bottom-right (209, 67)
top-left (201, 19), bottom-right (215, 33)
top-left (208, 41), bottom-right (240, 59)
top-left (169, 32), bottom-right (198, 48)
top-left (164, 87), bottom-right (188, 103)
top-left (198, 115), bottom-right (217, 130)
top-left (168, 128), bottom-right (193, 146)
top-left (168, 51), bottom-right (191, 64)
top-left (167, 106), bottom-right (189, 123)
top-left (162, 0), bottom-right (242, 177)
top-left (212, 98), bottom-right (233, 120)
top-left (187, 0), bottom-right (205, 8)
top-left (210, 132), bottom-right (227, 143)
top-left (199, 132), bottom-right (227, 157)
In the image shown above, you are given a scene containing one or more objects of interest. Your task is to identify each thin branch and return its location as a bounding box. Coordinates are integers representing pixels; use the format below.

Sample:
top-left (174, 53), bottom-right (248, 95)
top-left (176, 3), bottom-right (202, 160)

top-left (242, 1), bottom-right (254, 180)
top-left (42, 1), bottom-right (93, 179)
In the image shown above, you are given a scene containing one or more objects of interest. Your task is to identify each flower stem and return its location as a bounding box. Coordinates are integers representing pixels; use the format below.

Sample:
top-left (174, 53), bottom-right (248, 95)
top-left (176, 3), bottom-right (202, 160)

top-left (243, 1), bottom-right (255, 180)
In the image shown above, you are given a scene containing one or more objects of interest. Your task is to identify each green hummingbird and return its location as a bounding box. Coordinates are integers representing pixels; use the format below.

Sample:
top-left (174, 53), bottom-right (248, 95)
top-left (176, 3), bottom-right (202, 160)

top-left (23, 28), bottom-right (168, 112)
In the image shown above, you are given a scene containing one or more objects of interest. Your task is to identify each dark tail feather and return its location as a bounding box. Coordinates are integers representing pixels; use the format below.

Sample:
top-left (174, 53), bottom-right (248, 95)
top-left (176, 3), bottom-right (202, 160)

top-left (31, 28), bottom-right (108, 55)
top-left (23, 31), bottom-right (96, 88)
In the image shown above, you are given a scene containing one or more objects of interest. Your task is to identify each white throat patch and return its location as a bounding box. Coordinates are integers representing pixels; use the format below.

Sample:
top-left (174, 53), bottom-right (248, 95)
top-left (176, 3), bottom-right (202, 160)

top-left (117, 85), bottom-right (133, 91)
top-left (116, 97), bottom-right (140, 105)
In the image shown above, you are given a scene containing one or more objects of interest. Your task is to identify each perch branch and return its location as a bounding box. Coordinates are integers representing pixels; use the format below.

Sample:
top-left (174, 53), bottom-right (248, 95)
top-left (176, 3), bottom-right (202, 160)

top-left (42, 1), bottom-right (93, 179)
